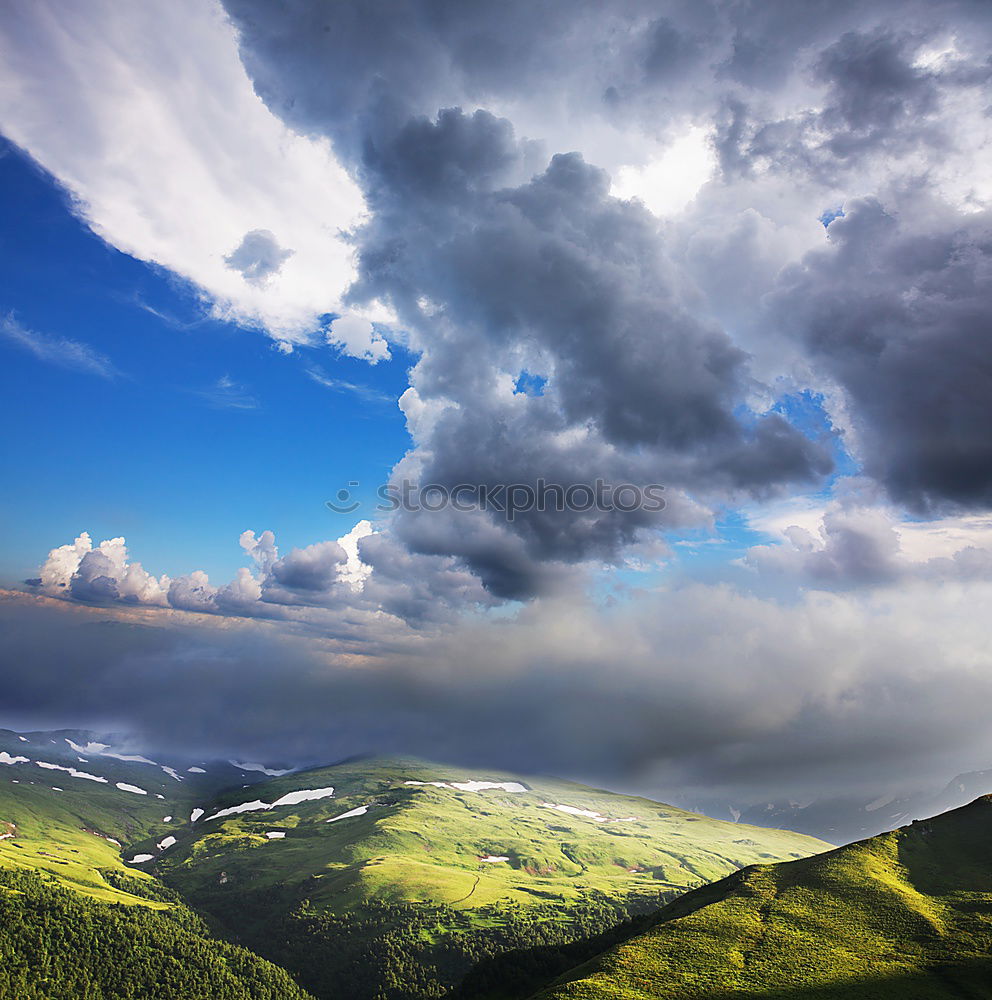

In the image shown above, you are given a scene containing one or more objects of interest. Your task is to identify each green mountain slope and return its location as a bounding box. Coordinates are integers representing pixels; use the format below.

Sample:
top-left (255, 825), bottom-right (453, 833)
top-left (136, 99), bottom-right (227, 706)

top-left (144, 755), bottom-right (830, 1000)
top-left (533, 795), bottom-right (992, 1000)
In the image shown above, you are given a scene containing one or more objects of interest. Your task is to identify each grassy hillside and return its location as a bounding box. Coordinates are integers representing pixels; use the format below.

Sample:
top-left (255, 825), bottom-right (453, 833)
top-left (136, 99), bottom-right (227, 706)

top-left (533, 795), bottom-right (992, 999)
top-left (154, 756), bottom-right (829, 908)
top-left (146, 755), bottom-right (830, 1000)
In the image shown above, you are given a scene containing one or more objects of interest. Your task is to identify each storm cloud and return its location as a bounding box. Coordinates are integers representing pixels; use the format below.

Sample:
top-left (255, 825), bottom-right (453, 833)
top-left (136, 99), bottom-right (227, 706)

top-left (349, 109), bottom-right (831, 594)
top-left (771, 198), bottom-right (992, 512)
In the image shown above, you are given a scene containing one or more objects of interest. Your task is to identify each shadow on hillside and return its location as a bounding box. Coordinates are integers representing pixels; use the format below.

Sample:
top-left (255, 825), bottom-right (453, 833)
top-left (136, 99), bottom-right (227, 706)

top-left (452, 911), bottom-right (658, 1000)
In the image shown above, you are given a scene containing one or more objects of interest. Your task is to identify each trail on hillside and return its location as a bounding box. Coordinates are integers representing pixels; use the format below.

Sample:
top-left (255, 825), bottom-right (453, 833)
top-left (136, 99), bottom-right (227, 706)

top-left (452, 875), bottom-right (480, 904)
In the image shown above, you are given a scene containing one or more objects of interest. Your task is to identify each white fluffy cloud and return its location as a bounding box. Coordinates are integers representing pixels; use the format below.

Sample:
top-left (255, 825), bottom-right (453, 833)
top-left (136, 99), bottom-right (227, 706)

top-left (35, 521), bottom-right (377, 619)
top-left (38, 532), bottom-right (170, 606)
top-left (0, 0), bottom-right (386, 353)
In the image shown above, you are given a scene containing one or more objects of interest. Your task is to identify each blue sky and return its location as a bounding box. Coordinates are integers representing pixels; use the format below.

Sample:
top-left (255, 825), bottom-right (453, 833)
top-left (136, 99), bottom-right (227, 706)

top-left (0, 140), bottom-right (412, 584)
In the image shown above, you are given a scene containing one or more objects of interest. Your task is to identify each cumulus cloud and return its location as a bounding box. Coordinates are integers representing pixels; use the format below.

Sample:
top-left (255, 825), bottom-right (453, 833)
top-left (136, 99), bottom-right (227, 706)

top-left (168, 570), bottom-right (219, 614)
top-left (30, 523), bottom-right (484, 627)
top-left (744, 489), bottom-right (992, 587)
top-left (325, 315), bottom-right (390, 363)
top-left (746, 503), bottom-right (905, 586)
top-left (346, 110), bottom-right (832, 595)
top-left (213, 0), bottom-right (992, 598)
top-left (37, 533), bottom-right (169, 606)
top-left (239, 529), bottom-right (278, 575)
top-left (336, 520), bottom-right (375, 590)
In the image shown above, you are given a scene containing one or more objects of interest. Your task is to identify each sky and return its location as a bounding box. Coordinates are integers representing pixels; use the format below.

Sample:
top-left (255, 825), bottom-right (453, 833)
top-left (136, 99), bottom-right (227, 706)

top-left (1, 0), bottom-right (992, 810)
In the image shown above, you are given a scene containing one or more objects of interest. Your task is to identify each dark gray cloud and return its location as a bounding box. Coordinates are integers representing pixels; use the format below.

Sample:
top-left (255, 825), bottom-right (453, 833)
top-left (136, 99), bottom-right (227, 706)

top-left (225, 0), bottom-right (608, 158)
top-left (716, 27), bottom-right (991, 187)
top-left (268, 540), bottom-right (346, 594)
top-left (349, 109), bottom-right (830, 595)
top-left (771, 197), bottom-right (992, 513)
top-left (224, 0), bottom-right (990, 165)
top-left (816, 29), bottom-right (941, 142)
top-left (69, 550), bottom-right (124, 603)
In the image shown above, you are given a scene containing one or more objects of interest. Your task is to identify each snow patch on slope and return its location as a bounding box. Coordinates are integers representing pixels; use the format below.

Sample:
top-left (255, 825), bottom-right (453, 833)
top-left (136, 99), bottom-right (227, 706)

top-left (405, 779), bottom-right (527, 793)
top-left (230, 760), bottom-right (293, 777)
top-left (540, 803), bottom-right (638, 823)
top-left (36, 761), bottom-right (108, 783)
top-left (205, 786), bottom-right (335, 821)
top-left (66, 739), bottom-right (109, 755)
top-left (116, 782), bottom-right (148, 795)
top-left (326, 805), bottom-right (368, 822)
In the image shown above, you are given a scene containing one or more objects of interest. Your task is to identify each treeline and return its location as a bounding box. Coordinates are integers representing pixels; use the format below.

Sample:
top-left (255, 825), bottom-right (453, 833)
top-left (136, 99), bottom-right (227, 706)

top-left (232, 891), bottom-right (677, 1000)
top-left (0, 868), bottom-right (315, 1000)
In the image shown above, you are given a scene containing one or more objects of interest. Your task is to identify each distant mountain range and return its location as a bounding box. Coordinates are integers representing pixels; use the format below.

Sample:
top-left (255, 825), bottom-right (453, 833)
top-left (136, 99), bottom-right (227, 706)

top-left (684, 767), bottom-right (992, 845)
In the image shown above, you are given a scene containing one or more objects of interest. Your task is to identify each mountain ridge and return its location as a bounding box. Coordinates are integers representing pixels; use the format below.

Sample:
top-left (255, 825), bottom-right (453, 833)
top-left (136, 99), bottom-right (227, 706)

top-left (530, 794), bottom-right (992, 999)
